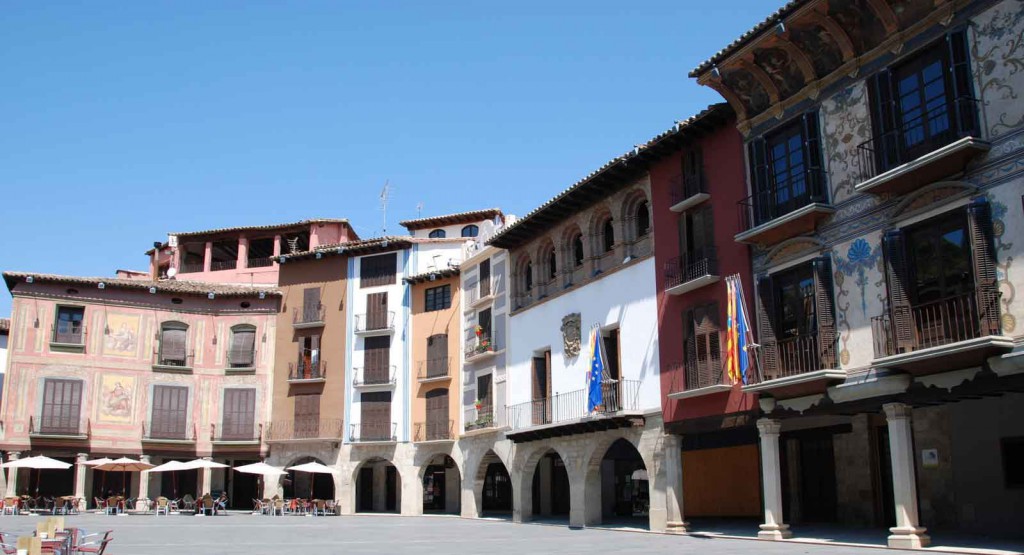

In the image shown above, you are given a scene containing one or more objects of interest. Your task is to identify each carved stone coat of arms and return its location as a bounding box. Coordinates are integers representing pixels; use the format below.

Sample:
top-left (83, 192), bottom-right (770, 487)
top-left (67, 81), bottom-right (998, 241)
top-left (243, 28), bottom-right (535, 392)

top-left (561, 313), bottom-right (582, 357)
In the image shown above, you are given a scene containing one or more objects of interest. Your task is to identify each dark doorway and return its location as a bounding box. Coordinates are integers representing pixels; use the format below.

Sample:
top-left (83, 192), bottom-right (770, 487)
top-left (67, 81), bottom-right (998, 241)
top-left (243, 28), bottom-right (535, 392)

top-left (357, 467), bottom-right (374, 512)
top-left (799, 435), bottom-right (838, 522)
top-left (355, 461), bottom-right (400, 513)
top-left (229, 459), bottom-right (259, 509)
top-left (531, 451), bottom-right (569, 519)
top-left (875, 426), bottom-right (896, 528)
top-left (284, 457), bottom-right (334, 500)
top-left (423, 465), bottom-right (446, 512)
top-left (26, 457), bottom-right (74, 497)
top-left (157, 469), bottom-right (198, 500)
top-left (599, 439), bottom-right (649, 526)
top-left (385, 466), bottom-right (398, 512)
top-left (482, 462), bottom-right (512, 514)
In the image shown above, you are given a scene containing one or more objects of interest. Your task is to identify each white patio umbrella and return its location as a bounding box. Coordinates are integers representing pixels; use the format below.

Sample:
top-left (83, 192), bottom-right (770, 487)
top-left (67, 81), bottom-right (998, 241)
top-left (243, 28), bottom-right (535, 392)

top-left (93, 457), bottom-right (154, 496)
top-left (3, 456), bottom-right (73, 496)
top-left (143, 460), bottom-right (190, 498)
top-left (233, 462), bottom-right (288, 501)
top-left (286, 461), bottom-right (337, 499)
top-left (180, 459), bottom-right (229, 470)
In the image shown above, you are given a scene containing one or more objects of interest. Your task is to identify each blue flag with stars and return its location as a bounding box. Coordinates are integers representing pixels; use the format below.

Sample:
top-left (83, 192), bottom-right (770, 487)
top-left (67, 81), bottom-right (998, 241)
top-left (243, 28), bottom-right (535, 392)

top-left (588, 328), bottom-right (604, 412)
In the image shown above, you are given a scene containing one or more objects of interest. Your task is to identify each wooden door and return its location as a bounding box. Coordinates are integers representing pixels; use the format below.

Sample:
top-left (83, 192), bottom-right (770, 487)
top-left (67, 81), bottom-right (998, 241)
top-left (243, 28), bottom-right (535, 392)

top-left (425, 389), bottom-right (449, 440)
top-left (367, 292), bottom-right (388, 330)
top-left (293, 394), bottom-right (320, 439)
top-left (426, 334), bottom-right (448, 378)
top-left (532, 354), bottom-right (550, 425)
top-left (364, 336), bottom-right (391, 384)
top-left (303, 287), bottom-right (321, 321)
top-left (799, 434), bottom-right (838, 522)
top-left (360, 391), bottom-right (392, 440)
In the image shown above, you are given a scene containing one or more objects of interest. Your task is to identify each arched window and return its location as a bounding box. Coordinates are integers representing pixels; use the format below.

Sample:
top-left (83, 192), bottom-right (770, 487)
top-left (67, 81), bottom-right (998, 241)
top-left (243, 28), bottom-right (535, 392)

top-left (525, 262), bottom-right (533, 291)
top-left (546, 248), bottom-right (557, 281)
top-left (602, 218), bottom-right (615, 253)
top-left (428, 229), bottom-right (446, 239)
top-left (635, 200), bottom-right (651, 237)
top-left (461, 225), bottom-right (479, 238)
top-left (572, 234), bottom-right (585, 267)
top-left (158, 322), bottom-right (189, 367)
top-left (228, 324), bottom-right (257, 368)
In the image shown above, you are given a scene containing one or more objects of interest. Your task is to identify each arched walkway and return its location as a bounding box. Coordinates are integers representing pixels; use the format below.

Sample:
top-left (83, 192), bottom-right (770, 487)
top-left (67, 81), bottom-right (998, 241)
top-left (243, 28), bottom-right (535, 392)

top-left (474, 450), bottom-right (512, 518)
top-left (589, 438), bottom-right (649, 529)
top-left (353, 457), bottom-right (401, 513)
top-left (527, 449), bottom-right (570, 523)
top-left (421, 454), bottom-right (461, 514)
top-left (285, 456), bottom-right (335, 501)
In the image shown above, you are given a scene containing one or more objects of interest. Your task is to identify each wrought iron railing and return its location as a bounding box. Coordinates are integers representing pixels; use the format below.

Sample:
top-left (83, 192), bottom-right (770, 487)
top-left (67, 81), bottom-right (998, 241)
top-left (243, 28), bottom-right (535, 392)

top-left (871, 288), bottom-right (1001, 358)
top-left (746, 331), bottom-right (831, 384)
top-left (211, 259), bottom-right (237, 271)
top-left (667, 350), bottom-right (725, 394)
top-left (664, 248), bottom-right (718, 290)
top-left (288, 359), bottom-right (325, 381)
top-left (669, 172), bottom-right (707, 207)
top-left (349, 422), bottom-right (397, 442)
top-left (293, 304), bottom-right (325, 326)
top-left (737, 168), bottom-right (828, 232)
top-left (354, 311), bottom-right (395, 333)
top-left (466, 280), bottom-right (494, 305)
top-left (152, 350), bottom-right (194, 369)
top-left (143, 422), bottom-right (197, 442)
top-left (178, 262), bottom-right (204, 274)
top-left (264, 418), bottom-right (344, 441)
top-left (417, 358), bottom-right (451, 380)
top-left (212, 422), bottom-right (262, 442)
top-left (52, 322), bottom-right (85, 345)
top-left (857, 96), bottom-right (981, 183)
top-left (506, 379), bottom-right (641, 430)
top-left (465, 405), bottom-right (494, 431)
top-left (352, 365), bottom-right (396, 386)
top-left (464, 335), bottom-right (495, 360)
top-left (247, 257), bottom-right (274, 269)
top-left (30, 415), bottom-right (88, 437)
top-left (414, 420), bottom-right (454, 441)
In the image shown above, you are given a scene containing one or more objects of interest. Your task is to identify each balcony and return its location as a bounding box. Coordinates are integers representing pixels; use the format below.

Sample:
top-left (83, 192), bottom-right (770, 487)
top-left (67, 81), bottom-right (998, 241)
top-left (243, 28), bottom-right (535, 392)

top-left (247, 256), bottom-right (274, 269)
top-left (742, 331), bottom-right (845, 399)
top-left (210, 259), bottom-right (237, 272)
top-left (288, 359), bottom-right (325, 383)
top-left (663, 249), bottom-right (719, 296)
top-left (50, 322), bottom-right (86, 352)
top-left (414, 420), bottom-right (455, 442)
top-left (349, 422), bottom-right (397, 443)
top-left (226, 347), bottom-right (256, 372)
top-left (178, 262), bottom-right (204, 274)
top-left (417, 358), bottom-right (451, 382)
top-left (669, 173), bottom-right (710, 213)
top-left (856, 97), bottom-right (988, 196)
top-left (29, 416), bottom-right (89, 440)
top-left (465, 404), bottom-right (495, 432)
top-left (354, 312), bottom-right (395, 336)
top-left (465, 280), bottom-right (495, 310)
top-left (264, 418), bottom-right (344, 443)
top-left (211, 423), bottom-right (262, 445)
top-left (464, 335), bottom-right (496, 363)
top-left (292, 304), bottom-right (325, 329)
top-left (142, 422), bottom-right (197, 444)
top-left (870, 289), bottom-right (1012, 376)
top-left (152, 351), bottom-right (194, 373)
top-left (667, 353), bottom-right (732, 401)
top-left (352, 365), bottom-right (396, 388)
top-left (506, 379), bottom-right (641, 431)
top-left (735, 172), bottom-right (833, 246)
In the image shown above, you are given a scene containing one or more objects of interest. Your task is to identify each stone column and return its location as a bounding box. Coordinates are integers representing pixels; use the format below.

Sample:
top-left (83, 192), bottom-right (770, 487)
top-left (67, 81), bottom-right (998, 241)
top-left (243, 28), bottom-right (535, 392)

top-left (74, 453), bottom-right (88, 511)
top-left (272, 234), bottom-right (282, 267)
top-left (655, 434), bottom-right (687, 533)
top-left (372, 464), bottom-right (386, 512)
top-left (237, 236), bottom-right (248, 269)
top-left (400, 466), bottom-right (422, 516)
top-left (137, 455), bottom-right (152, 510)
top-left (884, 403), bottom-right (930, 549)
top-left (200, 457), bottom-right (213, 496)
top-left (203, 242), bottom-right (213, 272)
top-left (5, 452), bottom-right (20, 497)
top-left (568, 464), bottom-right (587, 529)
top-left (757, 419), bottom-right (791, 540)
top-left (444, 465), bottom-right (460, 514)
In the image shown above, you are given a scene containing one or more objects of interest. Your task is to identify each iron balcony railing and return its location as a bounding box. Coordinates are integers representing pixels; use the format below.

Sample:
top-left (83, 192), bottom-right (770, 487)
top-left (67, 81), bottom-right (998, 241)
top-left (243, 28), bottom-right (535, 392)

top-left (264, 418), bottom-right (344, 441)
top-left (464, 335), bottom-right (495, 360)
top-left (465, 405), bottom-right (494, 431)
top-left (52, 321), bottom-right (85, 345)
top-left (871, 288), bottom-right (1001, 358)
top-left (737, 168), bottom-right (828, 232)
top-left (506, 379), bottom-right (641, 430)
top-left (352, 365), bottom-right (396, 386)
top-left (226, 347), bottom-right (256, 369)
top-left (354, 311), bottom-right (395, 333)
top-left (30, 415), bottom-right (88, 437)
top-left (152, 350), bottom-right (195, 369)
top-left (349, 422), bottom-right (397, 442)
top-left (210, 259), bottom-right (237, 271)
top-left (293, 304), bottom-right (325, 326)
top-left (178, 262), bottom-right (204, 274)
top-left (466, 279), bottom-right (494, 306)
top-left (667, 348), bottom-right (726, 394)
top-left (664, 248), bottom-right (718, 290)
top-left (414, 420), bottom-right (454, 441)
top-left (857, 96), bottom-right (981, 182)
top-left (212, 422), bottom-right (262, 442)
top-left (669, 172), bottom-right (708, 207)
top-left (288, 359), bottom-right (325, 381)
top-left (746, 330), bottom-right (833, 385)
top-left (143, 422), bottom-right (197, 442)
top-left (246, 257), bottom-right (274, 269)
top-left (417, 358), bottom-right (451, 380)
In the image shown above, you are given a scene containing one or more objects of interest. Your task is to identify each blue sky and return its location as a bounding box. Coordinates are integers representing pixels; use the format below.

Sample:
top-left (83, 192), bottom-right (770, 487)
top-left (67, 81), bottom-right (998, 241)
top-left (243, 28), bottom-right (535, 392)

top-left (0, 1), bottom-right (771, 316)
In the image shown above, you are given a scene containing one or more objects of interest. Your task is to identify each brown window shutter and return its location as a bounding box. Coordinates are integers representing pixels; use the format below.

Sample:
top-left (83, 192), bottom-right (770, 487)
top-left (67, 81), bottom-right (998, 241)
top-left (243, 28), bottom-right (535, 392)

top-left (229, 327), bottom-right (256, 366)
top-left (425, 389), bottom-right (449, 439)
top-left (813, 256), bottom-right (838, 369)
top-left (223, 388), bottom-right (255, 439)
top-left (161, 326), bottom-right (187, 363)
top-left (882, 229), bottom-right (914, 352)
top-left (967, 198), bottom-right (1001, 336)
top-left (427, 334), bottom-right (448, 376)
top-left (682, 309), bottom-right (696, 389)
top-left (367, 292), bottom-right (388, 329)
top-left (755, 276), bottom-right (780, 379)
top-left (364, 336), bottom-right (391, 382)
top-left (361, 391), bottom-right (392, 439)
top-left (153, 385), bottom-right (188, 438)
top-left (303, 287), bottom-right (321, 311)
top-left (479, 259), bottom-right (491, 297)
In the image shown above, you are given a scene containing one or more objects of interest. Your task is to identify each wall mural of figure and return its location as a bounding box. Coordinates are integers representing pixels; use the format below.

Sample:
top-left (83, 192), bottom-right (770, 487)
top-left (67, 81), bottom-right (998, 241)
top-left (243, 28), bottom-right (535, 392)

top-left (103, 313), bottom-right (140, 357)
top-left (97, 374), bottom-right (136, 423)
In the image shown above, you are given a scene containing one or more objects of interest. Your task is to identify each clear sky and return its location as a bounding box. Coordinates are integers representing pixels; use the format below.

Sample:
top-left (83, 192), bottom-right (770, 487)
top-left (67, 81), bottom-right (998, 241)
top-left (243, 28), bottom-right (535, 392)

top-left (0, 1), bottom-right (772, 316)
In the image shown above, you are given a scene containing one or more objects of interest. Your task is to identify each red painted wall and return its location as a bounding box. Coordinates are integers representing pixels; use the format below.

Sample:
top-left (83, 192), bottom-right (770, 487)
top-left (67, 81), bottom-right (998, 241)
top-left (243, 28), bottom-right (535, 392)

top-left (650, 117), bottom-right (758, 424)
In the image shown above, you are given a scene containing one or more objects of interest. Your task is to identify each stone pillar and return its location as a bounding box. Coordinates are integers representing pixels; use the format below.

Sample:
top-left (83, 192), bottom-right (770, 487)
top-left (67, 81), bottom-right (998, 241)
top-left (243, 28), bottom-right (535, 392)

top-left (757, 419), bottom-right (791, 540)
top-left (372, 464), bottom-right (386, 512)
top-left (137, 455), bottom-right (151, 510)
top-left (5, 451), bottom-right (20, 497)
top-left (568, 464), bottom-right (587, 529)
top-left (582, 463), bottom-right (602, 527)
top-left (203, 242), bottom-right (213, 272)
top-left (200, 457), bottom-right (213, 496)
top-left (538, 457), bottom-right (552, 516)
top-left (400, 466), bottom-right (421, 516)
top-left (74, 453), bottom-right (88, 511)
top-left (272, 234), bottom-right (282, 266)
top-left (884, 403), bottom-right (930, 549)
top-left (237, 236), bottom-right (248, 269)
top-left (445, 466), bottom-right (460, 514)
top-left (655, 434), bottom-right (687, 533)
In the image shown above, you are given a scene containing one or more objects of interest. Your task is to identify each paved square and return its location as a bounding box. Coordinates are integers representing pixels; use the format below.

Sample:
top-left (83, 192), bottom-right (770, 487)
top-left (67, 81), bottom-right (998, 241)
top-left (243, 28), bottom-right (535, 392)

top-left (0, 513), bottom-right (940, 555)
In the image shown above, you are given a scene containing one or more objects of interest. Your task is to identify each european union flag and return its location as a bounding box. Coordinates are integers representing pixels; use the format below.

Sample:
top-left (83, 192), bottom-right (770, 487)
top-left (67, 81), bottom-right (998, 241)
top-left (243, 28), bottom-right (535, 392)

top-left (736, 280), bottom-right (750, 384)
top-left (588, 329), bottom-right (604, 412)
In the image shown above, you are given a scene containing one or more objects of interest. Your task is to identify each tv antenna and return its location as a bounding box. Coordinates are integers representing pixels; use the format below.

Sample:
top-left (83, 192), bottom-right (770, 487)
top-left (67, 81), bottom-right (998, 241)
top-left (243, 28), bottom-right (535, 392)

top-left (416, 202), bottom-right (423, 218)
top-left (379, 180), bottom-right (390, 235)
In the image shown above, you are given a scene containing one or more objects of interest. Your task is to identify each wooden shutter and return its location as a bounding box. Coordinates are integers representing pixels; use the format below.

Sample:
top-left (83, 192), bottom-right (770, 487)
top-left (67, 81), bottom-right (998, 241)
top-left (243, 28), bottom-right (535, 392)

top-left (365, 336), bottom-right (391, 383)
top-left (152, 385), bottom-right (188, 439)
top-left (293, 394), bottom-right (320, 438)
top-left (361, 391), bottom-right (392, 439)
top-left (756, 276), bottom-right (780, 380)
top-left (813, 256), bottom-right (838, 369)
top-left (361, 253), bottom-right (397, 287)
top-left (229, 327), bottom-right (256, 367)
top-left (967, 198), bottom-right (1001, 336)
top-left (947, 29), bottom-right (977, 136)
top-left (882, 229), bottom-right (914, 352)
top-left (682, 309), bottom-right (696, 390)
top-left (426, 334), bottom-right (448, 377)
top-left (161, 326), bottom-right (187, 364)
top-left (367, 292), bottom-right (388, 330)
top-left (532, 356), bottom-right (547, 425)
top-left (747, 138), bottom-right (770, 226)
top-left (868, 69), bottom-right (899, 173)
top-left (303, 287), bottom-right (321, 320)
top-left (479, 259), bottom-right (491, 298)
top-left (223, 388), bottom-right (255, 439)
top-left (802, 111), bottom-right (825, 201)
top-left (41, 379), bottom-right (82, 434)
top-left (310, 334), bottom-right (320, 372)
top-left (425, 389), bottom-right (449, 440)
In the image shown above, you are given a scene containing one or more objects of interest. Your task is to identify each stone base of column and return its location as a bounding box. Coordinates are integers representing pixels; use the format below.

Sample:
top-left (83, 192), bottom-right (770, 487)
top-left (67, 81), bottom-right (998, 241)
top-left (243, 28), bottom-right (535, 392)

top-left (888, 527), bottom-right (930, 549)
top-left (758, 523), bottom-right (792, 540)
top-left (666, 520), bottom-right (689, 534)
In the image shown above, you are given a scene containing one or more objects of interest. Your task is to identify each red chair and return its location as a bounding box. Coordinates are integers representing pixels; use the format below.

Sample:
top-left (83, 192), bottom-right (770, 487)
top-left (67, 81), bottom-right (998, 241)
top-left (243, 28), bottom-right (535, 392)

top-left (76, 530), bottom-right (113, 555)
top-left (0, 532), bottom-right (17, 555)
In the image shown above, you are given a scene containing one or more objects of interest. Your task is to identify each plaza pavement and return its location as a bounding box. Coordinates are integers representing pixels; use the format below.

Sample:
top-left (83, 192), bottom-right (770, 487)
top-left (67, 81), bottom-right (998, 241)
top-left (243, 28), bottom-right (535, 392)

top-left (0, 513), bottom-right (1019, 555)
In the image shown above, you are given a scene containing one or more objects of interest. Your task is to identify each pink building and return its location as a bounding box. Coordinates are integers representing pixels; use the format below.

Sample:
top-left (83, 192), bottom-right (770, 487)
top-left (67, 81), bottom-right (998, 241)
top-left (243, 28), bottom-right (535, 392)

top-left (0, 272), bottom-right (280, 509)
top-left (148, 219), bottom-right (357, 286)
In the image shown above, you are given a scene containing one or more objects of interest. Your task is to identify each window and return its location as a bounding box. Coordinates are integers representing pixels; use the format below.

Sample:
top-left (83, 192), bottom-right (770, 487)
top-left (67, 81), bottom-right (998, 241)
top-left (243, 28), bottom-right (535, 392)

top-left (906, 211), bottom-right (972, 305)
top-left (479, 258), bottom-right (491, 297)
top-left (221, 388), bottom-right (256, 440)
top-left (532, 350), bottom-right (552, 425)
top-left (572, 234), bottom-right (584, 267)
top-left (681, 205), bottom-right (715, 265)
top-left (747, 112), bottom-right (825, 225)
top-left (39, 378), bottom-right (82, 435)
top-left (461, 225), bottom-right (479, 238)
top-left (157, 322), bottom-right (190, 367)
top-left (524, 262), bottom-right (533, 291)
top-left (360, 253), bottom-right (397, 288)
top-left (478, 308), bottom-right (492, 341)
top-left (681, 147), bottom-right (704, 196)
top-left (1002, 437), bottom-right (1024, 488)
top-left (684, 304), bottom-right (721, 389)
top-left (293, 394), bottom-right (321, 439)
top-left (634, 200), bottom-right (651, 237)
top-left (297, 335), bottom-right (320, 378)
top-left (425, 285), bottom-right (451, 312)
top-left (53, 306), bottom-right (85, 345)
top-left (366, 292), bottom-right (390, 330)
top-left (360, 391), bottom-right (392, 440)
top-left (425, 389), bottom-right (450, 440)
top-left (363, 336), bottom-right (391, 384)
top-left (426, 334), bottom-right (449, 377)
top-left (546, 248), bottom-right (557, 281)
top-left (301, 287), bottom-right (322, 323)
top-left (602, 218), bottom-right (615, 253)
top-left (151, 385), bottom-right (189, 439)
top-left (429, 229), bottom-right (446, 239)
top-left (775, 264), bottom-right (817, 340)
top-left (227, 325), bottom-right (256, 368)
